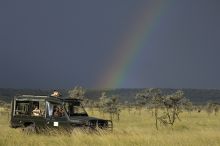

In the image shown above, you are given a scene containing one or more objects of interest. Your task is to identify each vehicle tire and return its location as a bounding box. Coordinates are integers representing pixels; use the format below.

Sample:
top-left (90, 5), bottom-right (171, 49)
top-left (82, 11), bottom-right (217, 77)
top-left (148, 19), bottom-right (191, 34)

top-left (22, 123), bottom-right (37, 134)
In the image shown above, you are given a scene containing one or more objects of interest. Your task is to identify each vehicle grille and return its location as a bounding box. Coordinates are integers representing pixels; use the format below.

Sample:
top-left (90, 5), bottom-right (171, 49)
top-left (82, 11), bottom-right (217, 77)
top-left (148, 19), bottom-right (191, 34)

top-left (88, 120), bottom-right (113, 129)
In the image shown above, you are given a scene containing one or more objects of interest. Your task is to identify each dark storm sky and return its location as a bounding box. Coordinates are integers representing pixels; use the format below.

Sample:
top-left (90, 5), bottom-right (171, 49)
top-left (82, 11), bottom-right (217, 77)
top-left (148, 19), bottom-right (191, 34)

top-left (0, 0), bottom-right (220, 89)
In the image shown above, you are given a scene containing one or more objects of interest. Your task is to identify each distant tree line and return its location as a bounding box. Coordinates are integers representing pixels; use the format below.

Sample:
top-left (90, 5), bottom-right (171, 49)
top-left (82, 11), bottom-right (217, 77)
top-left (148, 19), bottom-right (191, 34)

top-left (1, 88), bottom-right (220, 104)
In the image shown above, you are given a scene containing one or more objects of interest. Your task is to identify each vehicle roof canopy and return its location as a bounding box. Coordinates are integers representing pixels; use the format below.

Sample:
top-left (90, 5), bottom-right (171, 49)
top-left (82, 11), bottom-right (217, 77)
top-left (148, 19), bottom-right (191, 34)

top-left (14, 95), bottom-right (82, 103)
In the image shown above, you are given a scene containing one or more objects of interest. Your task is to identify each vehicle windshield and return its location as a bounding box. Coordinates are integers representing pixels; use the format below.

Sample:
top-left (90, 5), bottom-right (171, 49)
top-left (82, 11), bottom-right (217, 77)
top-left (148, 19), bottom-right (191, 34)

top-left (64, 101), bottom-right (88, 116)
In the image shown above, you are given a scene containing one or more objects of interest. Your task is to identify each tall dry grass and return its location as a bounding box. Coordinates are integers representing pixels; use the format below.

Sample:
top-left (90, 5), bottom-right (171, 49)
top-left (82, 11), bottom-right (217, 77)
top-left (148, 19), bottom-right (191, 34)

top-left (0, 108), bottom-right (220, 146)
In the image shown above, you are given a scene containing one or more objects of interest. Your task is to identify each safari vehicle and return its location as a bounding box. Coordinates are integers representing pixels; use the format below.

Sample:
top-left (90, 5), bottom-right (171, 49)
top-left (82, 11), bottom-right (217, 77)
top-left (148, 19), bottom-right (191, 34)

top-left (10, 95), bottom-right (113, 132)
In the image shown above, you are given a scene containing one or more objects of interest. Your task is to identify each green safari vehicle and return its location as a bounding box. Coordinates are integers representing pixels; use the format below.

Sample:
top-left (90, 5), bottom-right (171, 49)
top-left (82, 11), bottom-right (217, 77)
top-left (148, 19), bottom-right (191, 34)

top-left (10, 95), bottom-right (113, 133)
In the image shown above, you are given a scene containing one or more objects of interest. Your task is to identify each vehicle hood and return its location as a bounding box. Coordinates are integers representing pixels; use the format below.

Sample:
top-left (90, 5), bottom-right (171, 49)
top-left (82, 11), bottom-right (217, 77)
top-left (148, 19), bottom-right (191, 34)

top-left (69, 116), bottom-right (109, 124)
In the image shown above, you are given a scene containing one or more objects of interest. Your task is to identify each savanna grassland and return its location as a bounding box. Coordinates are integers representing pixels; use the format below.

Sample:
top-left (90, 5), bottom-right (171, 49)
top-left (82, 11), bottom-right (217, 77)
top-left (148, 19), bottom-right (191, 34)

top-left (0, 109), bottom-right (220, 146)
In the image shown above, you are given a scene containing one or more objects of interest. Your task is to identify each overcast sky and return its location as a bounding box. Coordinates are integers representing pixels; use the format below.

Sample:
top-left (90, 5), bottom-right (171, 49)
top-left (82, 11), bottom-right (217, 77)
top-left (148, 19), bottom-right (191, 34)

top-left (0, 0), bottom-right (220, 89)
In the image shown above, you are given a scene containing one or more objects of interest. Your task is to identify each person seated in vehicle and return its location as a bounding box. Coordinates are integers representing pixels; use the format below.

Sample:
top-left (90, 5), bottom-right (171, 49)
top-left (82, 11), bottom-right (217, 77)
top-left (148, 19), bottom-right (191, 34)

top-left (59, 107), bottom-right (65, 117)
top-left (32, 105), bottom-right (41, 116)
top-left (53, 106), bottom-right (61, 117)
top-left (53, 106), bottom-right (64, 117)
top-left (51, 90), bottom-right (62, 98)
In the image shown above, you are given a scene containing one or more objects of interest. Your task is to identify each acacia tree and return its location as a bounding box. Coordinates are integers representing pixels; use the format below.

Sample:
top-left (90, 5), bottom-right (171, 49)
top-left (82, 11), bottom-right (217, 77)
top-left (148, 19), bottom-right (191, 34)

top-left (124, 101), bottom-right (132, 115)
top-left (98, 92), bottom-right (107, 116)
top-left (99, 92), bottom-right (121, 121)
top-left (206, 102), bottom-right (220, 116)
top-left (138, 88), bottom-right (190, 130)
top-left (86, 99), bottom-right (96, 114)
top-left (68, 86), bottom-right (85, 99)
top-left (135, 93), bottom-right (148, 115)
top-left (160, 90), bottom-right (187, 127)
top-left (103, 96), bottom-right (121, 121)
top-left (183, 99), bottom-right (193, 114)
top-left (143, 88), bottom-right (163, 129)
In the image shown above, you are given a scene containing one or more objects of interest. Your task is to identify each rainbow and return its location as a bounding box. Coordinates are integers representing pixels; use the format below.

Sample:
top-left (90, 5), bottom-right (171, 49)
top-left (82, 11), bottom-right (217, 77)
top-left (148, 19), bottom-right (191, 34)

top-left (97, 1), bottom-right (170, 88)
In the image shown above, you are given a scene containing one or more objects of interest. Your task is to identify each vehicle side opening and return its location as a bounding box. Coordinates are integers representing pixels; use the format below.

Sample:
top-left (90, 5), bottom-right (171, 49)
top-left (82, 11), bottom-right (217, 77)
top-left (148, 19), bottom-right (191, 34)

top-left (14, 100), bottom-right (45, 117)
top-left (64, 101), bottom-right (88, 117)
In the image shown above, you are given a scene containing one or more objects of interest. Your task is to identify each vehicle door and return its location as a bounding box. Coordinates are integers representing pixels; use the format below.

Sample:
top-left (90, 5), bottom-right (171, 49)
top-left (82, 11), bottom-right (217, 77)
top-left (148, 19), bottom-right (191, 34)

top-left (45, 101), bottom-right (70, 130)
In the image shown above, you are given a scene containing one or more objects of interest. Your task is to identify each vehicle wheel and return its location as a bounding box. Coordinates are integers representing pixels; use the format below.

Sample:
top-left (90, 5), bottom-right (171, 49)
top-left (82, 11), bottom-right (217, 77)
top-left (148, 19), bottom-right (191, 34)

top-left (22, 123), bottom-right (37, 134)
